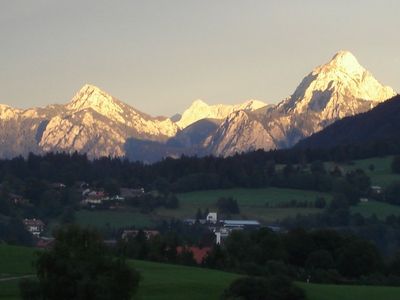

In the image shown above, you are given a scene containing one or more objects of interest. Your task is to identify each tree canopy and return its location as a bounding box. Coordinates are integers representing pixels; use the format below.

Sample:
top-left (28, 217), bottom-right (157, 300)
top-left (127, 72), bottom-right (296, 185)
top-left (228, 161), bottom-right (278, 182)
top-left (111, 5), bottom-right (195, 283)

top-left (20, 225), bottom-right (140, 300)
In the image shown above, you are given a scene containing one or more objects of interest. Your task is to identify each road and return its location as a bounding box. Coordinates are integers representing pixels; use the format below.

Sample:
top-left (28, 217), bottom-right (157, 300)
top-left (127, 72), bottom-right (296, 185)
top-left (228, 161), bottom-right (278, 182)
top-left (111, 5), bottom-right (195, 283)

top-left (0, 274), bottom-right (34, 282)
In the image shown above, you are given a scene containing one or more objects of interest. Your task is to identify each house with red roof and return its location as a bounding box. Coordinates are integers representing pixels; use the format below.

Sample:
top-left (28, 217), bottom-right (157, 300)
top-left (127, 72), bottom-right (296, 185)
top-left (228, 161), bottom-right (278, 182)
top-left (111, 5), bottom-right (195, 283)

top-left (176, 246), bottom-right (211, 264)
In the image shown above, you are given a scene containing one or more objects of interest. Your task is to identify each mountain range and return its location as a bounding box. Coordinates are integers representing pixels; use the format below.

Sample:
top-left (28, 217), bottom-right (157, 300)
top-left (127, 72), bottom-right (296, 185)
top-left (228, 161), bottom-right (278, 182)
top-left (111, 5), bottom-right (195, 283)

top-left (203, 51), bottom-right (396, 157)
top-left (0, 50), bottom-right (397, 161)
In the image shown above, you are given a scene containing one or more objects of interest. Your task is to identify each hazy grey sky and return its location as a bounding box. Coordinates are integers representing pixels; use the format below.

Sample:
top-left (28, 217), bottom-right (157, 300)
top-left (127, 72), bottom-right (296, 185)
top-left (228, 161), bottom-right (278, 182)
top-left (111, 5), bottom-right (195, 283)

top-left (1, 0), bottom-right (399, 116)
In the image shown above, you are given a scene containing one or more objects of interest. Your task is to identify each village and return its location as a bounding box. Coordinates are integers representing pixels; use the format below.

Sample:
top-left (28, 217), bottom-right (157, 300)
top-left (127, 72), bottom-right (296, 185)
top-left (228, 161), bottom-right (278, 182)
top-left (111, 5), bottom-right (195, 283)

top-left (18, 180), bottom-right (269, 259)
top-left (13, 178), bottom-right (384, 266)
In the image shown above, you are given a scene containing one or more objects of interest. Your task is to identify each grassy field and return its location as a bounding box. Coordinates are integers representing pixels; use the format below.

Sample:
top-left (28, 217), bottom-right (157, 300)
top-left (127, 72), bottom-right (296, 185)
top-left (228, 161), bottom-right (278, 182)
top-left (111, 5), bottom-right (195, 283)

top-left (0, 245), bottom-right (35, 276)
top-left (330, 156), bottom-right (400, 220)
top-left (0, 244), bottom-right (238, 300)
top-left (299, 282), bottom-right (400, 300)
top-left (45, 187), bottom-right (330, 232)
top-left (351, 200), bottom-right (400, 219)
top-left (2, 245), bottom-right (400, 300)
top-left (74, 210), bottom-right (155, 229)
top-left (177, 188), bottom-right (329, 206)
top-left (0, 282), bottom-right (19, 300)
top-left (0, 245), bottom-right (36, 300)
top-left (49, 156), bottom-right (400, 231)
top-left (76, 156), bottom-right (400, 228)
top-left (132, 260), bottom-right (239, 300)
top-left (326, 156), bottom-right (400, 187)
top-left (155, 188), bottom-right (330, 223)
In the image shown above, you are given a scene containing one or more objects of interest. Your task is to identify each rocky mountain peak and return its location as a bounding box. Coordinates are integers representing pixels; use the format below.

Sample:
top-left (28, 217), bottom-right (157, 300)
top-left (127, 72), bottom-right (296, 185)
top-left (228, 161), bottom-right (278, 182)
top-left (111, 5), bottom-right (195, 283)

top-left (176, 99), bottom-right (224, 129)
top-left (190, 99), bottom-right (209, 107)
top-left (237, 99), bottom-right (267, 111)
top-left (325, 50), bottom-right (364, 74)
top-left (278, 50), bottom-right (396, 117)
top-left (67, 84), bottom-right (122, 112)
top-left (176, 99), bottom-right (266, 129)
top-left (0, 51), bottom-right (396, 161)
top-left (65, 84), bottom-right (135, 124)
top-left (0, 104), bottom-right (20, 120)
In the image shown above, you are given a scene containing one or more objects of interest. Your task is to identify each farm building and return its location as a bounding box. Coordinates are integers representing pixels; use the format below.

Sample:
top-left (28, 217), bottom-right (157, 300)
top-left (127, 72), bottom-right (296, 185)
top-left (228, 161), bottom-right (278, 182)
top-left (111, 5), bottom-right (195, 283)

top-left (371, 185), bottom-right (383, 194)
top-left (222, 219), bottom-right (261, 229)
top-left (206, 212), bottom-right (218, 224)
top-left (23, 218), bottom-right (45, 236)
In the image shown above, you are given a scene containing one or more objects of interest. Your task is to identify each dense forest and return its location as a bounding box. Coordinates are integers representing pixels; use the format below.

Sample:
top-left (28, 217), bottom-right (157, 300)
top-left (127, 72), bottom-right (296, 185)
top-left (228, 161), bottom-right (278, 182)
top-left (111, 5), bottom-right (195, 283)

top-left (1, 137), bottom-right (400, 193)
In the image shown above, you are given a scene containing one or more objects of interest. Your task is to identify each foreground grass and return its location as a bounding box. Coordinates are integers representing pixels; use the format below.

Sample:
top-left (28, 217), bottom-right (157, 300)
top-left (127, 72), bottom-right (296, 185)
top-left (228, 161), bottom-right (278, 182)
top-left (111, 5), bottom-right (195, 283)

top-left (0, 244), bottom-right (238, 300)
top-left (2, 244), bottom-right (400, 300)
top-left (0, 245), bottom-right (36, 300)
top-left (132, 260), bottom-right (239, 300)
top-left (299, 282), bottom-right (400, 300)
top-left (0, 245), bottom-right (35, 276)
top-left (0, 282), bottom-right (19, 300)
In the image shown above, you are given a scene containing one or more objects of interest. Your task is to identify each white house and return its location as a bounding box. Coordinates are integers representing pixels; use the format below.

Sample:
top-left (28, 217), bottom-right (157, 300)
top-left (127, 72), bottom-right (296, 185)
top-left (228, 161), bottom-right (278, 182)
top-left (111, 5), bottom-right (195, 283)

top-left (207, 212), bottom-right (218, 224)
top-left (371, 186), bottom-right (383, 194)
top-left (23, 218), bottom-right (45, 237)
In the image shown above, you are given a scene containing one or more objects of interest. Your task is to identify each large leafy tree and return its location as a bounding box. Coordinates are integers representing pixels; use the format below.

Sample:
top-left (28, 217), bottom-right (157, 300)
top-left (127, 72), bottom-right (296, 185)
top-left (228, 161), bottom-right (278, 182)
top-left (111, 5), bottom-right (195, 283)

top-left (337, 239), bottom-right (382, 278)
top-left (20, 226), bottom-right (140, 300)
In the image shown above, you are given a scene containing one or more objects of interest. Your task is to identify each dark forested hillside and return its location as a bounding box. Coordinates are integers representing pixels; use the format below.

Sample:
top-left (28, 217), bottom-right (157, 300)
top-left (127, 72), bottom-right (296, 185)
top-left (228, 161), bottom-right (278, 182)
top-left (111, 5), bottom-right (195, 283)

top-left (297, 95), bottom-right (400, 149)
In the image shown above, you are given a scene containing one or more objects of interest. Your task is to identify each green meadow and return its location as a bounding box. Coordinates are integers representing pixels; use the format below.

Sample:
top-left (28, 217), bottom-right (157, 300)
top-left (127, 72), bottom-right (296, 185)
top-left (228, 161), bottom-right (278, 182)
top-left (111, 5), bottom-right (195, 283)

top-left (45, 210), bottom-right (156, 236)
top-left (74, 210), bottom-right (155, 229)
top-left (327, 156), bottom-right (400, 187)
top-left (299, 282), bottom-right (400, 300)
top-left (351, 200), bottom-right (400, 220)
top-left (158, 187), bottom-right (331, 223)
top-left (2, 245), bottom-right (400, 300)
top-left (46, 156), bottom-right (400, 231)
top-left (42, 187), bottom-right (329, 233)
top-left (132, 260), bottom-right (239, 300)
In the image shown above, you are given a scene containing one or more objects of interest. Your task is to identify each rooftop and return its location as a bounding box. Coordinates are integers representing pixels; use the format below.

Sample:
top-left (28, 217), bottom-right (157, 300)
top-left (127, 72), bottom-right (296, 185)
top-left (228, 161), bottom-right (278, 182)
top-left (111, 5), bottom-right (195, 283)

top-left (222, 220), bottom-right (260, 226)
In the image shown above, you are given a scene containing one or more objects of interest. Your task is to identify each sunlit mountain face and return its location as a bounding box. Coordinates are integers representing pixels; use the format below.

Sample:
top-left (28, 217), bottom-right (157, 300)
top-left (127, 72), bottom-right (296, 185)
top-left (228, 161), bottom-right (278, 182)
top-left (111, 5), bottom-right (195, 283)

top-left (176, 99), bottom-right (267, 129)
top-left (204, 50), bottom-right (396, 156)
top-left (0, 84), bottom-right (179, 158)
top-left (0, 51), bottom-right (396, 161)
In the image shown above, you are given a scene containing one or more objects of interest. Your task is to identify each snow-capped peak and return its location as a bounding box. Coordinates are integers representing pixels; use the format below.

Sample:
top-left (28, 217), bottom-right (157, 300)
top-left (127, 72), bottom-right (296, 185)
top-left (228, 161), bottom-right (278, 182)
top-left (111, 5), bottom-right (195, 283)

top-left (325, 50), bottom-right (364, 74)
top-left (67, 84), bottom-right (122, 112)
top-left (236, 99), bottom-right (267, 111)
top-left (278, 50), bottom-right (396, 117)
top-left (191, 99), bottom-right (209, 107)
top-left (176, 99), bottom-right (267, 129)
top-left (65, 84), bottom-right (132, 124)
top-left (0, 104), bottom-right (20, 120)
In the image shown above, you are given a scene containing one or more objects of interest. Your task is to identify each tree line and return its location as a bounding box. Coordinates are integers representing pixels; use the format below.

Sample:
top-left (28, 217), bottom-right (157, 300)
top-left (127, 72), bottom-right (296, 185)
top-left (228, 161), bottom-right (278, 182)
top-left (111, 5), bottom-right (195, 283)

top-left (0, 150), bottom-right (375, 195)
top-left (204, 227), bottom-right (400, 286)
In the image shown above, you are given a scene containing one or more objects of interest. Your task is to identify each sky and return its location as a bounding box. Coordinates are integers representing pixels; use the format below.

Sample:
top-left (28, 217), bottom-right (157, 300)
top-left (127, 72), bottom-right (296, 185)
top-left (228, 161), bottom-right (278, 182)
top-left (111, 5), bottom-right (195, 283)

top-left (1, 0), bottom-right (399, 116)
